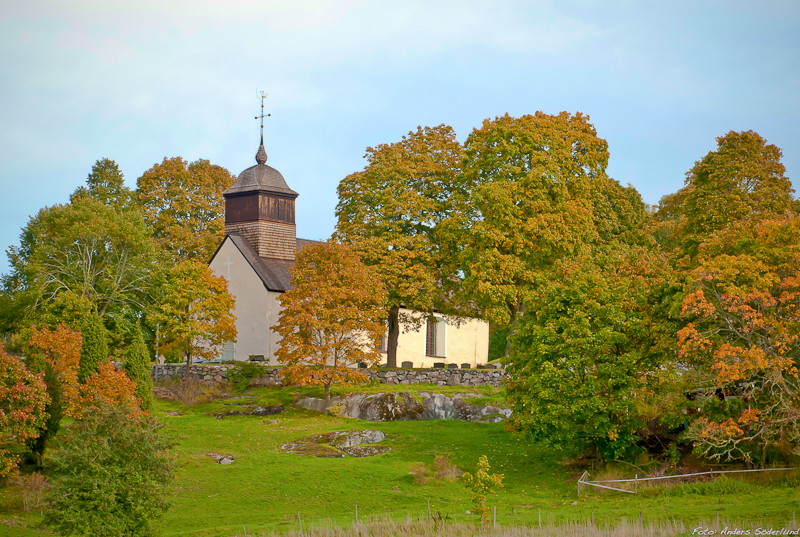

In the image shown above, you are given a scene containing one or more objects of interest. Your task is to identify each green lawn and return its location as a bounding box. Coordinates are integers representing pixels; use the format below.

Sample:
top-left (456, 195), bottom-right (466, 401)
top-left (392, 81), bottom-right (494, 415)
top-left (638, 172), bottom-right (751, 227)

top-left (2, 384), bottom-right (798, 536)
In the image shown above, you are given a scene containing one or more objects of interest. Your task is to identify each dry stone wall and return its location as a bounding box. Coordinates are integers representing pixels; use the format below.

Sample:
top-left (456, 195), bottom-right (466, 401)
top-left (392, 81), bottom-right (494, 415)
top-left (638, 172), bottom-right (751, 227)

top-left (151, 364), bottom-right (507, 387)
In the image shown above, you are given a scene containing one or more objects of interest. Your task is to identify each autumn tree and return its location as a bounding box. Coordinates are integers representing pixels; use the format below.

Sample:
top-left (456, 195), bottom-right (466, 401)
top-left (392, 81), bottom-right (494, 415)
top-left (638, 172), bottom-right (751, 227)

top-left (678, 216), bottom-right (800, 467)
top-left (455, 112), bottom-right (608, 347)
top-left (462, 455), bottom-right (504, 526)
top-left (335, 125), bottom-right (464, 367)
top-left (150, 260), bottom-right (236, 378)
top-left (275, 242), bottom-right (387, 406)
top-left (124, 323), bottom-right (154, 412)
top-left (655, 130), bottom-right (796, 260)
top-left (0, 349), bottom-right (49, 476)
top-left (136, 157), bottom-right (235, 262)
top-left (26, 324), bottom-right (82, 418)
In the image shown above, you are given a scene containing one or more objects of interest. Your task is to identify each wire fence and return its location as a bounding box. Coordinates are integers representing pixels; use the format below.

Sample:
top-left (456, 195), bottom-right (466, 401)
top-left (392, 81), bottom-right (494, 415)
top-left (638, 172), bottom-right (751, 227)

top-left (577, 466), bottom-right (795, 496)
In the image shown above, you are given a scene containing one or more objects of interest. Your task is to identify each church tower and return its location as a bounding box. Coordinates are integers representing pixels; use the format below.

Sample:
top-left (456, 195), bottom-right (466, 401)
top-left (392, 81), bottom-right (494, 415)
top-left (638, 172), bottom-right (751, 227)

top-left (222, 137), bottom-right (299, 260)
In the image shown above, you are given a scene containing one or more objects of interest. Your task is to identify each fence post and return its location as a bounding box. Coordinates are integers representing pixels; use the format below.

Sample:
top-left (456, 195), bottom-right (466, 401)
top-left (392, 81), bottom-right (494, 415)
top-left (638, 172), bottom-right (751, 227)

top-left (793, 511), bottom-right (796, 529)
top-left (635, 474), bottom-right (638, 494)
top-left (493, 506), bottom-right (496, 528)
top-left (717, 511), bottom-right (720, 529)
top-left (355, 504), bottom-right (358, 525)
top-left (591, 511), bottom-right (594, 527)
top-left (539, 507), bottom-right (542, 530)
top-left (243, 525), bottom-right (247, 537)
top-left (639, 511), bottom-right (643, 529)
top-left (298, 513), bottom-right (303, 537)
top-left (428, 500), bottom-right (431, 522)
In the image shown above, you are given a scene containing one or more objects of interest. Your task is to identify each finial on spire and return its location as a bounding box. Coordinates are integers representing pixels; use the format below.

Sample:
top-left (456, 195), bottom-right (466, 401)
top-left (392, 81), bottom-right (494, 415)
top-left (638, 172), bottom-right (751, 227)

top-left (255, 91), bottom-right (270, 165)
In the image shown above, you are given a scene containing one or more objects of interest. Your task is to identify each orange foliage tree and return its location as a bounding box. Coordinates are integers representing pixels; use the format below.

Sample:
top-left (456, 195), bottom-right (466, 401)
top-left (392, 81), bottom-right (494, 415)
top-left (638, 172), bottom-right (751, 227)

top-left (275, 242), bottom-right (387, 406)
top-left (678, 216), bottom-right (800, 466)
top-left (150, 260), bottom-right (236, 378)
top-left (27, 324), bottom-right (82, 417)
top-left (0, 349), bottom-right (49, 476)
top-left (27, 323), bottom-right (141, 418)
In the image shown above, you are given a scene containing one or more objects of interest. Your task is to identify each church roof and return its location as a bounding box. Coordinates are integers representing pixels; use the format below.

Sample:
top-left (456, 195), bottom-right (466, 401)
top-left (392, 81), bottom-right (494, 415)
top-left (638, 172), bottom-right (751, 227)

top-left (223, 234), bottom-right (319, 292)
top-left (223, 138), bottom-right (298, 197)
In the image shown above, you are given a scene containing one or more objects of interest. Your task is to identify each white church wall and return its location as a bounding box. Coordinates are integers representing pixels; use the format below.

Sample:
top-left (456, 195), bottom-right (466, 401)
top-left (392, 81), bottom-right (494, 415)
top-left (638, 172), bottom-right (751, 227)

top-left (209, 237), bottom-right (272, 363)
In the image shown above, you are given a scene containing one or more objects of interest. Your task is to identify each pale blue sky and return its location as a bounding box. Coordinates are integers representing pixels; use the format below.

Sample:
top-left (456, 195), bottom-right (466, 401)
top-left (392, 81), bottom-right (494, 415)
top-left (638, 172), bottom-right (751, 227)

top-left (1, 1), bottom-right (798, 275)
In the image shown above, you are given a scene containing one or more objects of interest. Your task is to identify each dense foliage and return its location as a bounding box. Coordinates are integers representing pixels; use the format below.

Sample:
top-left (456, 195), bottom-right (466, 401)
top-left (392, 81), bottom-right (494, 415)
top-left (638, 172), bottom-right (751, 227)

top-left (335, 125), bottom-right (465, 367)
top-left (0, 349), bottom-right (49, 476)
top-left (124, 323), bottom-right (154, 412)
top-left (44, 401), bottom-right (174, 537)
top-left (275, 241), bottom-right (387, 405)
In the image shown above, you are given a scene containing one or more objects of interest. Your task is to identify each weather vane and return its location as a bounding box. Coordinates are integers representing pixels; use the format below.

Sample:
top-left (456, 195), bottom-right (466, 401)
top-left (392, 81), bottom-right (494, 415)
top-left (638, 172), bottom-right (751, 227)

top-left (255, 90), bottom-right (270, 140)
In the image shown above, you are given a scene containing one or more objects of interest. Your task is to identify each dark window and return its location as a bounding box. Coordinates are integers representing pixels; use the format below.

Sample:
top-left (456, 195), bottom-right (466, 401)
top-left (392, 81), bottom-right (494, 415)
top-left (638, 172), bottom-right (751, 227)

top-left (426, 318), bottom-right (437, 357)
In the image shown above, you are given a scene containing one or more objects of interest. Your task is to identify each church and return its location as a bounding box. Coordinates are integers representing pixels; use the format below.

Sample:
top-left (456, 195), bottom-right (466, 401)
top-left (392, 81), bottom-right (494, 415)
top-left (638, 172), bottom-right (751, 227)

top-left (208, 136), bottom-right (489, 368)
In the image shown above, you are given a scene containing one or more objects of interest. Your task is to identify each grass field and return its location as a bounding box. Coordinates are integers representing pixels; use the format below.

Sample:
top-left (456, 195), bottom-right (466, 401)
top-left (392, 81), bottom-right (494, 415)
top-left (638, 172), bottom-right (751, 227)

top-left (1, 383), bottom-right (798, 536)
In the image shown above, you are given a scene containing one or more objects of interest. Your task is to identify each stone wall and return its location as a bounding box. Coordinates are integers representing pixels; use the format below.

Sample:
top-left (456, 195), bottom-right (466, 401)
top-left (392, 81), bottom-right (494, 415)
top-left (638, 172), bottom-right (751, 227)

top-left (151, 364), bottom-right (507, 388)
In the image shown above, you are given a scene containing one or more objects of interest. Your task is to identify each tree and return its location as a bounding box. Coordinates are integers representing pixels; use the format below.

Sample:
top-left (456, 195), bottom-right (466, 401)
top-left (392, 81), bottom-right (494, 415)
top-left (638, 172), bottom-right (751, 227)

top-left (124, 324), bottom-right (154, 412)
top-left (678, 215), bottom-right (800, 467)
top-left (136, 157), bottom-right (235, 262)
top-left (455, 112), bottom-right (608, 348)
top-left (78, 309), bottom-right (109, 384)
top-left (150, 260), bottom-right (236, 378)
top-left (275, 242), bottom-right (387, 406)
top-left (335, 125), bottom-right (464, 367)
top-left (0, 349), bottom-right (49, 476)
top-left (1, 195), bottom-right (157, 342)
top-left (26, 324), bottom-right (82, 418)
top-left (71, 158), bottom-right (132, 209)
top-left (655, 131), bottom-right (796, 260)
top-left (505, 243), bottom-right (678, 460)
top-left (462, 455), bottom-right (504, 526)
top-left (43, 400), bottom-right (174, 537)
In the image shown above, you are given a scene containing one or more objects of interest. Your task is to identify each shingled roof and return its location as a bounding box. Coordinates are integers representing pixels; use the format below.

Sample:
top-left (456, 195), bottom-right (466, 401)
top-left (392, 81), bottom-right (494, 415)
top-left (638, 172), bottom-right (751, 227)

top-left (224, 234), bottom-right (319, 292)
top-left (223, 138), bottom-right (298, 197)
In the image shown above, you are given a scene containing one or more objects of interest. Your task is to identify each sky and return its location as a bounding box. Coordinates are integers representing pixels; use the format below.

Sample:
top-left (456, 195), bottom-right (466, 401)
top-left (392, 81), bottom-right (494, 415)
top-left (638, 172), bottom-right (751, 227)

top-left (1, 1), bottom-right (798, 275)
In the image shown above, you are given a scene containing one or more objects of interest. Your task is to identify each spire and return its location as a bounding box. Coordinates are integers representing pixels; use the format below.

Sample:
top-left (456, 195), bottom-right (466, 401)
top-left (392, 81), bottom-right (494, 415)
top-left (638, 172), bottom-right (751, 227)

top-left (255, 91), bottom-right (270, 165)
top-left (256, 135), bottom-right (268, 165)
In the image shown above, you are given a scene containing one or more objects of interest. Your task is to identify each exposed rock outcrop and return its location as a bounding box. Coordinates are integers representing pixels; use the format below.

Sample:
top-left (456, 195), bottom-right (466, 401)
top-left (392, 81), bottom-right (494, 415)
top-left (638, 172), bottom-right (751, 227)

top-left (296, 392), bottom-right (511, 423)
top-left (280, 430), bottom-right (390, 458)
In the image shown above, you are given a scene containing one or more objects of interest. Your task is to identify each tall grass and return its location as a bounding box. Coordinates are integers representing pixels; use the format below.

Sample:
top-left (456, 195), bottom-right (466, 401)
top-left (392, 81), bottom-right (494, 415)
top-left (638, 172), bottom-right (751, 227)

top-left (232, 517), bottom-right (690, 537)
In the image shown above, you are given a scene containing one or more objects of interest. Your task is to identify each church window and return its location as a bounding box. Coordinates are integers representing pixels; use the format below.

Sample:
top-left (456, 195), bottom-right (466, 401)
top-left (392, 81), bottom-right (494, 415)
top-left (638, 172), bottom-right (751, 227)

top-left (222, 340), bottom-right (235, 362)
top-left (426, 318), bottom-right (437, 357)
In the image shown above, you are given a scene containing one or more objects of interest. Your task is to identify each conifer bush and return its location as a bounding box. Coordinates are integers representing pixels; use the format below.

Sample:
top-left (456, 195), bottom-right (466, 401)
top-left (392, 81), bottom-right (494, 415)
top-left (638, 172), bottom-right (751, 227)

top-left (78, 309), bottom-right (108, 384)
top-left (124, 324), bottom-right (154, 411)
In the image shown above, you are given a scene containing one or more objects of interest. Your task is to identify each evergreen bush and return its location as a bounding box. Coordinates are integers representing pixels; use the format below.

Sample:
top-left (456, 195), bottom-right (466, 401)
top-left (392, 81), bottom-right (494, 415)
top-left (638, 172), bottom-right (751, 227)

top-left (124, 324), bottom-right (153, 411)
top-left (78, 310), bottom-right (108, 384)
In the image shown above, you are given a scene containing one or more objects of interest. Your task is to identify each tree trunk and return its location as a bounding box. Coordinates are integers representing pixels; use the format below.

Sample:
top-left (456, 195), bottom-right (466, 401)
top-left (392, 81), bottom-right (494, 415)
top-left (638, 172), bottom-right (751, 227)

top-left (503, 301), bottom-right (523, 358)
top-left (324, 380), bottom-right (332, 409)
top-left (386, 305), bottom-right (400, 368)
top-left (184, 344), bottom-right (192, 380)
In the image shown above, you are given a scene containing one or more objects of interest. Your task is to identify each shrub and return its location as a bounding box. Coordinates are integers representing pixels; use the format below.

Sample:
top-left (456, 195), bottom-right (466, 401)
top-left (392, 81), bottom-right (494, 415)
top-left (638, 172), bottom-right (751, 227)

top-left (44, 399), bottom-right (174, 537)
top-left (153, 377), bottom-right (229, 406)
top-left (227, 361), bottom-right (269, 391)
top-left (78, 309), bottom-right (108, 384)
top-left (462, 455), bottom-right (504, 526)
top-left (124, 324), bottom-right (153, 412)
top-left (8, 471), bottom-right (49, 512)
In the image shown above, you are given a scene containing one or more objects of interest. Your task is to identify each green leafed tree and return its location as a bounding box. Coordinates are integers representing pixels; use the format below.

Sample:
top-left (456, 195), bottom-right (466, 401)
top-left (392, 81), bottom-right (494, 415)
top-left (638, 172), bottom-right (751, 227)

top-left (0, 195), bottom-right (157, 344)
top-left (43, 400), bottom-right (174, 537)
top-left (335, 125), bottom-right (465, 367)
top-left (454, 112), bottom-right (608, 350)
top-left (71, 158), bottom-right (133, 209)
top-left (275, 241), bottom-right (387, 406)
top-left (78, 309), bottom-right (109, 384)
top-left (124, 323), bottom-right (153, 412)
top-left (136, 157), bottom-right (235, 262)
top-left (505, 243), bottom-right (679, 461)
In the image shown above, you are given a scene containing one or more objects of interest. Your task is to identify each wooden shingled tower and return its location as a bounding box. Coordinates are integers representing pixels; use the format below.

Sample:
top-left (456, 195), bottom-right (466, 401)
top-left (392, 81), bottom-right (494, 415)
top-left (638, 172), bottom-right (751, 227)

top-left (222, 136), bottom-right (299, 260)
